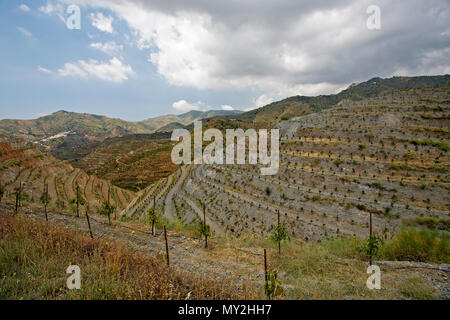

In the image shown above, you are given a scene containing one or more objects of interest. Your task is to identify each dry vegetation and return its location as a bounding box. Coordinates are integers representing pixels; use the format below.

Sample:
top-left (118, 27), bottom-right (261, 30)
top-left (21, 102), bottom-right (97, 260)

top-left (1, 80), bottom-right (449, 300)
top-left (0, 136), bottom-right (134, 214)
top-left (0, 214), bottom-right (241, 300)
top-left (72, 135), bottom-right (178, 191)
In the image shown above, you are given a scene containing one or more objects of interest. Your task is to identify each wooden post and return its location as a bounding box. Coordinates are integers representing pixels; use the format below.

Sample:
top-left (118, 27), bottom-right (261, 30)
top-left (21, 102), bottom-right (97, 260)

top-left (369, 211), bottom-right (373, 266)
top-left (86, 210), bottom-right (93, 239)
top-left (44, 184), bottom-right (48, 222)
top-left (264, 249), bottom-right (268, 296)
top-left (15, 188), bottom-right (19, 214)
top-left (76, 185), bottom-right (80, 218)
top-left (107, 188), bottom-right (111, 225)
top-left (152, 195), bottom-right (156, 236)
top-left (164, 225), bottom-right (170, 267)
top-left (277, 210), bottom-right (281, 255)
top-left (203, 203), bottom-right (208, 249)
top-left (19, 183), bottom-right (22, 207)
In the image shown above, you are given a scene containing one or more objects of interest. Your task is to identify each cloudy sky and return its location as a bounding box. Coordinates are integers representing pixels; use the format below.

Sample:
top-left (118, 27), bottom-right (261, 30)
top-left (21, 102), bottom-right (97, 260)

top-left (1, 0), bottom-right (449, 120)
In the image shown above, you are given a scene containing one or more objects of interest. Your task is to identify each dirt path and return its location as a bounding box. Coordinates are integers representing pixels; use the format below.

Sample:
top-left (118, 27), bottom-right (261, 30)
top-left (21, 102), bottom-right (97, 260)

top-left (20, 208), bottom-right (264, 295)
top-left (164, 165), bottom-right (191, 219)
top-left (178, 191), bottom-right (225, 237)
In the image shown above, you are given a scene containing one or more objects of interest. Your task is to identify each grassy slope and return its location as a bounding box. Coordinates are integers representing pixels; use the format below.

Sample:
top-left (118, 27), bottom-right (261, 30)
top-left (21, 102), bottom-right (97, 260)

top-left (0, 214), bottom-right (240, 300)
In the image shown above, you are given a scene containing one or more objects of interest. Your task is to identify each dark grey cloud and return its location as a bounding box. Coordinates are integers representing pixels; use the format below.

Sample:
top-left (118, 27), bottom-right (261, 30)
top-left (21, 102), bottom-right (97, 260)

top-left (66, 0), bottom-right (450, 97)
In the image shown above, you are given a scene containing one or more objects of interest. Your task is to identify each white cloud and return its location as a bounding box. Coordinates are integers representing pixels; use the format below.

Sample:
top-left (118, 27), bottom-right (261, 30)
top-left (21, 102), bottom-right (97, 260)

top-left (39, 1), bottom-right (65, 21)
top-left (19, 4), bottom-right (31, 12)
top-left (90, 12), bottom-right (114, 33)
top-left (90, 42), bottom-right (123, 56)
top-left (37, 66), bottom-right (52, 74)
top-left (57, 57), bottom-right (134, 83)
top-left (54, 0), bottom-right (450, 100)
top-left (172, 100), bottom-right (202, 112)
top-left (254, 94), bottom-right (274, 108)
top-left (17, 27), bottom-right (32, 37)
top-left (221, 105), bottom-right (234, 111)
top-left (243, 106), bottom-right (258, 112)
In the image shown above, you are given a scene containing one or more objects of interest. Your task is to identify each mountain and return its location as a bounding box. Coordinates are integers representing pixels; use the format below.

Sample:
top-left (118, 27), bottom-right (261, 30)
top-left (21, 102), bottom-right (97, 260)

top-left (0, 109), bottom-right (242, 161)
top-left (127, 85), bottom-right (449, 240)
top-left (234, 75), bottom-right (450, 124)
top-left (155, 122), bottom-right (187, 133)
top-left (0, 110), bottom-right (150, 142)
top-left (140, 109), bottom-right (243, 131)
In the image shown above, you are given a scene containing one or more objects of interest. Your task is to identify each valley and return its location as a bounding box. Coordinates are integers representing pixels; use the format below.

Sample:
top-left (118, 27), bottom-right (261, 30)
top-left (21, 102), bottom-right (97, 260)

top-left (1, 76), bottom-right (449, 300)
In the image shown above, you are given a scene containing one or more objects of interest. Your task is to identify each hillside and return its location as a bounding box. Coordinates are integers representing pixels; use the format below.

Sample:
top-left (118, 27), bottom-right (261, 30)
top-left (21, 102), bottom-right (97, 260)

top-left (124, 86), bottom-right (449, 241)
top-left (0, 109), bottom-right (243, 161)
top-left (72, 134), bottom-right (178, 191)
top-left (0, 135), bottom-right (135, 214)
top-left (235, 75), bottom-right (450, 124)
top-left (0, 110), bottom-right (151, 142)
top-left (1, 84), bottom-right (449, 300)
top-left (140, 110), bottom-right (243, 131)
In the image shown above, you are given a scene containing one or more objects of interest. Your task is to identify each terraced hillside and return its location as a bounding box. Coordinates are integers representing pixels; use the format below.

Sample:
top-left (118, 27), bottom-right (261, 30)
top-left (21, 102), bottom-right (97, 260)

top-left (72, 134), bottom-right (178, 191)
top-left (233, 75), bottom-right (450, 125)
top-left (123, 87), bottom-right (449, 241)
top-left (0, 136), bottom-right (135, 214)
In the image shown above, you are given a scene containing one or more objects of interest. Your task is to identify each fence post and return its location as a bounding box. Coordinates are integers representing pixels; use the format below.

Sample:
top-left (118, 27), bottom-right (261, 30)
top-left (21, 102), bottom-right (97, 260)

top-left (15, 185), bottom-right (19, 214)
top-left (76, 185), bottom-right (79, 218)
top-left (264, 249), bottom-right (268, 296)
top-left (369, 211), bottom-right (373, 266)
top-left (277, 210), bottom-right (281, 255)
top-left (86, 209), bottom-right (94, 239)
top-left (44, 184), bottom-right (48, 222)
top-left (107, 188), bottom-right (111, 225)
top-left (203, 203), bottom-right (208, 249)
top-left (164, 225), bottom-right (170, 267)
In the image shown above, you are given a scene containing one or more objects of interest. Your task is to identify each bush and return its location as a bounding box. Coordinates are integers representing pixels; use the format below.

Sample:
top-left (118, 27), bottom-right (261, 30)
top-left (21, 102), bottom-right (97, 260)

top-left (403, 217), bottom-right (450, 232)
top-left (381, 228), bottom-right (449, 264)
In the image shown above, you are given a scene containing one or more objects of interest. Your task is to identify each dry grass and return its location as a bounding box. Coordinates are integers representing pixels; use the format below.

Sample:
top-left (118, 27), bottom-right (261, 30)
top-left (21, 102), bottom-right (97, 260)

top-left (0, 214), bottom-right (241, 300)
top-left (235, 236), bottom-right (444, 300)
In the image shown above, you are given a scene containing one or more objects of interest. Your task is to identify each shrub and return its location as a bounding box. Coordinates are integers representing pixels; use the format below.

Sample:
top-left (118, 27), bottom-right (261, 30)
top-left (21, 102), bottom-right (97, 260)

top-left (402, 217), bottom-right (450, 232)
top-left (381, 228), bottom-right (449, 264)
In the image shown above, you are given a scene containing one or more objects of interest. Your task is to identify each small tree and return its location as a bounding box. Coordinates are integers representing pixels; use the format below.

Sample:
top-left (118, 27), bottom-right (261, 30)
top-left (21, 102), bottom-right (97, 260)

top-left (198, 221), bottom-right (211, 248)
top-left (147, 207), bottom-right (159, 236)
top-left (99, 201), bottom-right (116, 225)
top-left (265, 268), bottom-right (284, 299)
top-left (271, 223), bottom-right (290, 255)
top-left (358, 234), bottom-right (383, 262)
top-left (14, 185), bottom-right (22, 213)
top-left (70, 192), bottom-right (86, 216)
top-left (40, 185), bottom-right (51, 221)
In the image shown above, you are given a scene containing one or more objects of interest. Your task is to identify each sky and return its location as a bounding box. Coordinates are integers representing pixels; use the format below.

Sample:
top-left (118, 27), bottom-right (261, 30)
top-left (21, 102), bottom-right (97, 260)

top-left (0, 0), bottom-right (449, 121)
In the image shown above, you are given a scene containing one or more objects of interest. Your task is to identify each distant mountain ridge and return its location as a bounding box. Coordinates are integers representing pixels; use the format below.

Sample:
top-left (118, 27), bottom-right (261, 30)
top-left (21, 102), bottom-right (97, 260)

top-left (139, 110), bottom-right (243, 131)
top-left (0, 109), bottom-right (242, 160)
top-left (233, 74), bottom-right (450, 124)
top-left (1, 74), bottom-right (448, 160)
